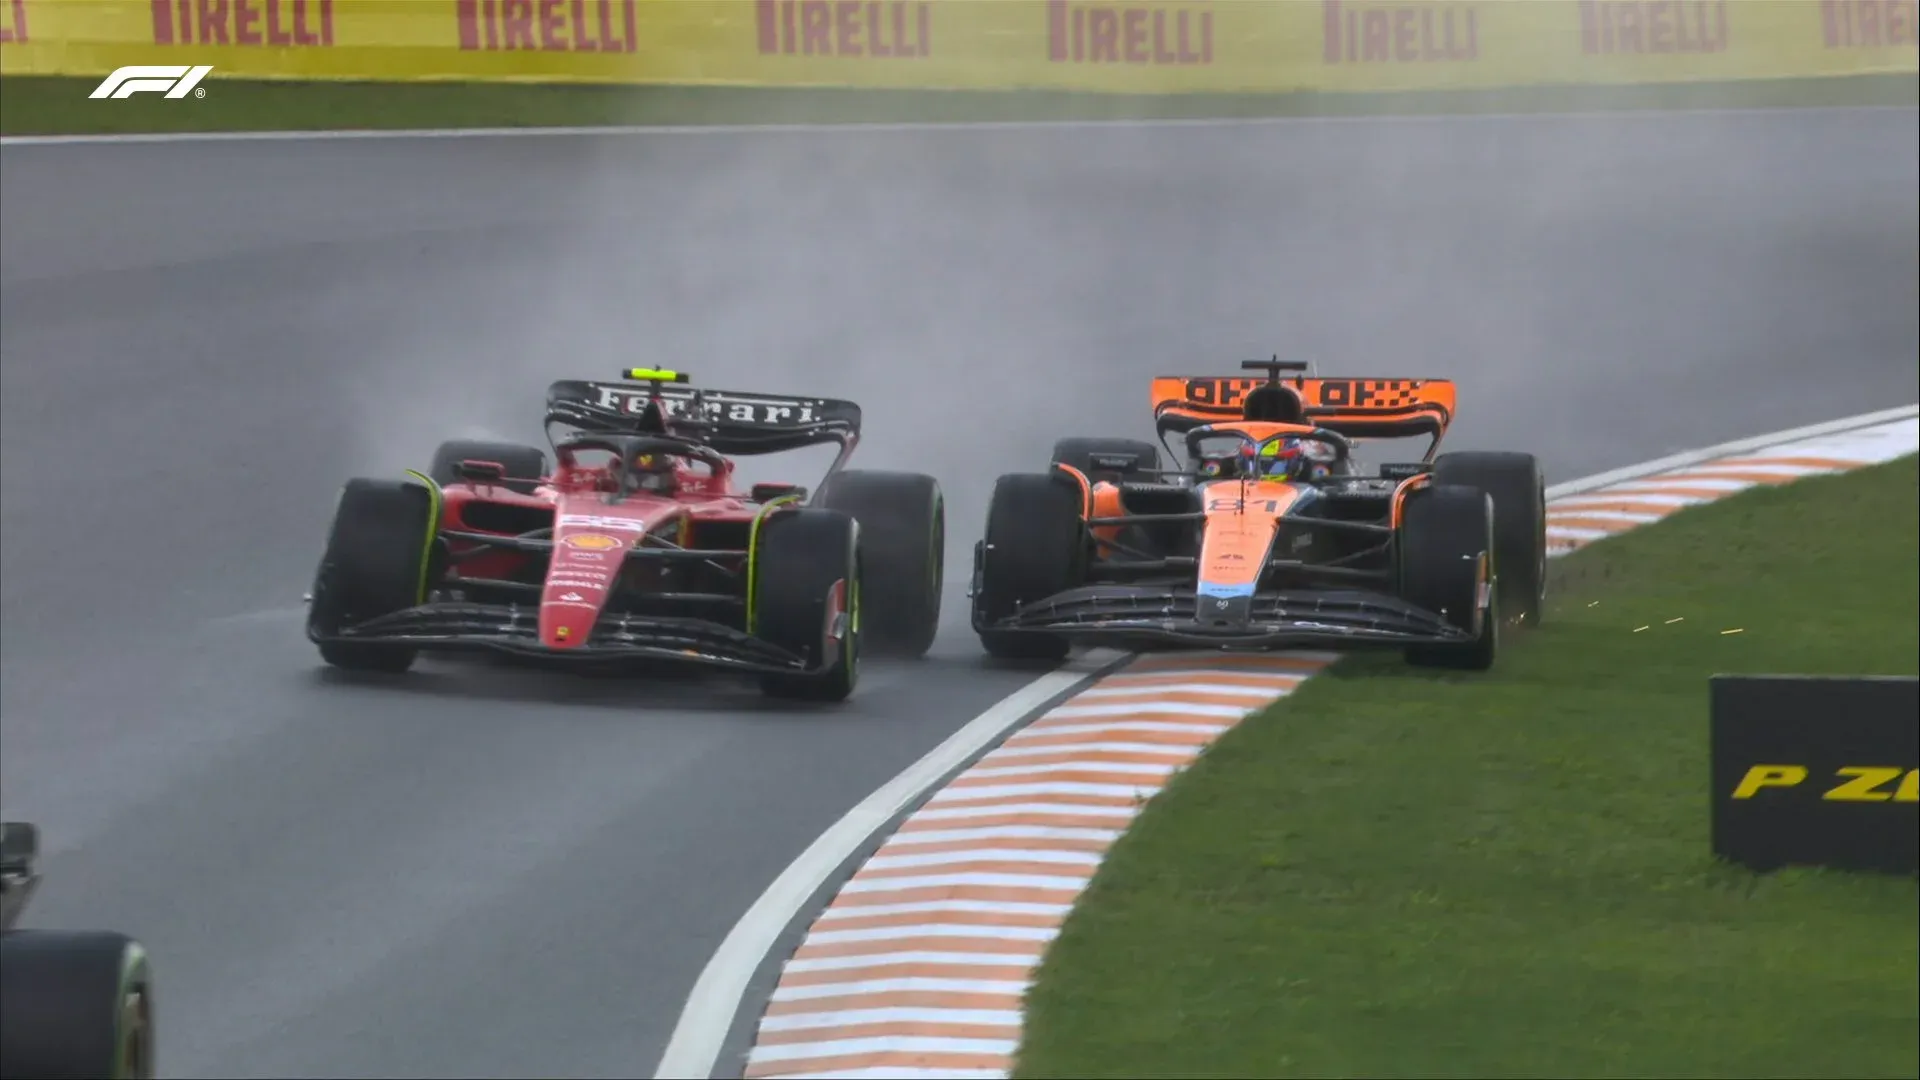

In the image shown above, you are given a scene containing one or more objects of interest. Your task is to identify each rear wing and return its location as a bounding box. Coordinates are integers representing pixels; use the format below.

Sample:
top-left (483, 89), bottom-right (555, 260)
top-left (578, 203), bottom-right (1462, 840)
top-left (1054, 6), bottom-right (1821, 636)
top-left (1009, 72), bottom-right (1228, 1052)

top-left (1151, 374), bottom-right (1456, 444)
top-left (545, 378), bottom-right (862, 456)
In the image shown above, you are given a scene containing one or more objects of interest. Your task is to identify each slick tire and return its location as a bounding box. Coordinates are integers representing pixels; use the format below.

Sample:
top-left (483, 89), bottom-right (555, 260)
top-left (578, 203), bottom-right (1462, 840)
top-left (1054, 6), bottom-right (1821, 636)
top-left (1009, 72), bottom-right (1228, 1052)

top-left (0, 929), bottom-right (155, 1080)
top-left (1397, 483), bottom-right (1498, 672)
top-left (429, 440), bottom-right (549, 496)
top-left (306, 478), bottom-right (436, 674)
top-left (1432, 451), bottom-right (1547, 628)
top-left (754, 508), bottom-right (862, 702)
top-left (1050, 437), bottom-right (1162, 483)
top-left (813, 470), bottom-right (944, 659)
top-left (975, 472), bottom-right (1087, 663)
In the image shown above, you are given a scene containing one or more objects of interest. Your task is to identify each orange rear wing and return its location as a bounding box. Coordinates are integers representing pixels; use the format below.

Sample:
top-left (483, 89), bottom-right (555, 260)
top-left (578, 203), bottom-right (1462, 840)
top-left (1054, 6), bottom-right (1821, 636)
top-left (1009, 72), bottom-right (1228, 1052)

top-left (1151, 375), bottom-right (1456, 443)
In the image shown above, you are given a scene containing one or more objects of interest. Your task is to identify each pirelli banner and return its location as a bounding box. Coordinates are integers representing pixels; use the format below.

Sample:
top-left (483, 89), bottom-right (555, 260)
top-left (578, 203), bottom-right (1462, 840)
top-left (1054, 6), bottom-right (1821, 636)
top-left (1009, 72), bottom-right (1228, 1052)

top-left (2, 0), bottom-right (1916, 92)
top-left (1710, 674), bottom-right (1918, 876)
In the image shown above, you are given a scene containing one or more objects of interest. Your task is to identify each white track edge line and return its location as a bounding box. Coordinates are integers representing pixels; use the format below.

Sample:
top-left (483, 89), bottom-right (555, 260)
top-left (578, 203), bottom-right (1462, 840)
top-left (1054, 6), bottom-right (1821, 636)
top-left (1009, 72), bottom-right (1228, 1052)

top-left (650, 647), bottom-right (1126, 1079)
top-left (1545, 405), bottom-right (1918, 499)
top-left (2, 101), bottom-right (1913, 147)
top-left (657, 403), bottom-right (1919, 1080)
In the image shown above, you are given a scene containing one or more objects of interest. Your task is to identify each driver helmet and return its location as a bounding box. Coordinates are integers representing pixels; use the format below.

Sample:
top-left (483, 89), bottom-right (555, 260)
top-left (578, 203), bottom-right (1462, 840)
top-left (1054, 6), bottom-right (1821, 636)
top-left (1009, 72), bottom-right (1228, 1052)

top-left (628, 451), bottom-right (678, 494)
top-left (1256, 438), bottom-right (1303, 478)
top-left (1253, 437), bottom-right (1331, 480)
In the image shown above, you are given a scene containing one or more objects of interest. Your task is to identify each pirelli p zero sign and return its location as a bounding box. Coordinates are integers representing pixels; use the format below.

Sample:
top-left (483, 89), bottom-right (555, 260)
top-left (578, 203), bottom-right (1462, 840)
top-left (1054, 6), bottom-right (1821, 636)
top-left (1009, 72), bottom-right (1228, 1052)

top-left (1710, 675), bottom-right (1918, 876)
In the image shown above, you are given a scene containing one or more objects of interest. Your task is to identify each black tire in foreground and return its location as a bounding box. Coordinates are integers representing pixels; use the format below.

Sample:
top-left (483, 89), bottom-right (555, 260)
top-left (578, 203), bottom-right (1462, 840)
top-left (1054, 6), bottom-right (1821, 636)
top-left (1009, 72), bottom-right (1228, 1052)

top-left (306, 478), bottom-right (438, 674)
top-left (814, 469), bottom-right (945, 658)
top-left (754, 508), bottom-right (862, 702)
top-left (1432, 450), bottom-right (1547, 627)
top-left (1396, 483), bottom-right (1498, 671)
top-left (974, 472), bottom-right (1088, 662)
top-left (0, 929), bottom-right (155, 1080)
top-left (1050, 436), bottom-right (1162, 482)
top-left (428, 439), bottom-right (549, 496)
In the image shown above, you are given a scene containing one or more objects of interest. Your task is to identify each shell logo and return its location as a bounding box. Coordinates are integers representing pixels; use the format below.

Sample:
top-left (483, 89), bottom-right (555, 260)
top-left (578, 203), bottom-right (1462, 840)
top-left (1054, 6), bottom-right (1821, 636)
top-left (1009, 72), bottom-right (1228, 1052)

top-left (564, 533), bottom-right (621, 551)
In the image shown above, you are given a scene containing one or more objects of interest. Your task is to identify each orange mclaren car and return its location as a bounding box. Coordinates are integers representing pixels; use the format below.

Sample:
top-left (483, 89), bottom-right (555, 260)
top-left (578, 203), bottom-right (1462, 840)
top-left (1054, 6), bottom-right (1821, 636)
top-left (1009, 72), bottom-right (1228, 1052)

top-left (968, 360), bottom-right (1547, 671)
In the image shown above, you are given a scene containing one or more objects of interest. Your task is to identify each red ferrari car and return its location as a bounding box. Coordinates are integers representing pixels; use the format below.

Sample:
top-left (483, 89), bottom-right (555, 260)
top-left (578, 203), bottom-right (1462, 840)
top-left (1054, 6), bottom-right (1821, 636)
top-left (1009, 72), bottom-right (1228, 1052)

top-left (304, 369), bottom-right (944, 702)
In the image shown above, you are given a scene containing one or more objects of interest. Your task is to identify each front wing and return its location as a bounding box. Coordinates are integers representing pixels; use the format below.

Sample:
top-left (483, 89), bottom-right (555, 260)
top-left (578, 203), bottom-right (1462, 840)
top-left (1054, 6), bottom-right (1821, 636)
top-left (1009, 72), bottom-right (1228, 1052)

top-left (974, 584), bottom-right (1478, 651)
top-left (310, 602), bottom-right (822, 675)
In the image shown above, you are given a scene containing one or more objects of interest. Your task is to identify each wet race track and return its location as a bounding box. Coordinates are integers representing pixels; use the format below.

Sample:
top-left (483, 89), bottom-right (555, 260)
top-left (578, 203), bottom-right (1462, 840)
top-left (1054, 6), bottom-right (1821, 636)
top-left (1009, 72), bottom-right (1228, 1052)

top-left (2, 108), bottom-right (1916, 1078)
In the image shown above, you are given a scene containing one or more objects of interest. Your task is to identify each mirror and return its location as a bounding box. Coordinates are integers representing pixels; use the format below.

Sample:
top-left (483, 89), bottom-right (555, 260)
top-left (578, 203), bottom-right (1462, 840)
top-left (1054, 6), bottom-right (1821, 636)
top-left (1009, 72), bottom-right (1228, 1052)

top-left (0, 820), bottom-right (39, 869)
top-left (751, 482), bottom-right (808, 503)
top-left (454, 459), bottom-right (509, 483)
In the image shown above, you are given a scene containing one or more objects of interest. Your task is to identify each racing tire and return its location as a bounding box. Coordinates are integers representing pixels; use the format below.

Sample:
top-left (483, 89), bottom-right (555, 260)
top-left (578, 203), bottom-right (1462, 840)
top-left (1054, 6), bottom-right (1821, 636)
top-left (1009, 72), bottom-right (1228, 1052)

top-left (429, 439), bottom-right (549, 496)
top-left (1396, 483), bottom-right (1498, 672)
top-left (0, 929), bottom-right (155, 1080)
top-left (974, 472), bottom-right (1087, 663)
top-left (813, 470), bottom-right (944, 659)
top-left (1050, 437), bottom-right (1161, 483)
top-left (754, 508), bottom-right (862, 702)
top-left (1432, 451), bottom-right (1546, 628)
top-left (305, 478), bottom-right (437, 674)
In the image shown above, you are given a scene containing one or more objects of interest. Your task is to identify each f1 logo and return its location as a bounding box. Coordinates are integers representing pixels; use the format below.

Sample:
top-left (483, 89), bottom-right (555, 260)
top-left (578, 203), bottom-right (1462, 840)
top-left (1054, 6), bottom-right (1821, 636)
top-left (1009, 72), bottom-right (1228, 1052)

top-left (89, 65), bottom-right (213, 99)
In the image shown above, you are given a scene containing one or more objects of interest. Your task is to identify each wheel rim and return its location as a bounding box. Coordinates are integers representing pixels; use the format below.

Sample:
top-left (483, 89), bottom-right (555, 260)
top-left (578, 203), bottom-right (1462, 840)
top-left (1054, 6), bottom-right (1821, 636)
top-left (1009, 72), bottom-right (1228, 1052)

top-left (929, 501), bottom-right (946, 602)
top-left (1536, 484), bottom-right (1548, 609)
top-left (117, 986), bottom-right (152, 1080)
top-left (1484, 544), bottom-right (1497, 638)
top-left (847, 562), bottom-right (862, 676)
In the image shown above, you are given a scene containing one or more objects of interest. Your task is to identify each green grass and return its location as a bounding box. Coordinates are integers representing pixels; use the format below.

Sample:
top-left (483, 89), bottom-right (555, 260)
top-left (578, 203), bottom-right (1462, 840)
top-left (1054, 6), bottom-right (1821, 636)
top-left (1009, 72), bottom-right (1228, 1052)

top-left (1016, 454), bottom-right (1920, 1080)
top-left (2, 71), bottom-right (1913, 135)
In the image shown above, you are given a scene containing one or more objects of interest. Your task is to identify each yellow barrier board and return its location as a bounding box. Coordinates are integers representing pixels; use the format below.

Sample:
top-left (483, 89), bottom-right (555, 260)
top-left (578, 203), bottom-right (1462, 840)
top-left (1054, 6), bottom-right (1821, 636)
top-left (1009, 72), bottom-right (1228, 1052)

top-left (3, 0), bottom-right (1915, 92)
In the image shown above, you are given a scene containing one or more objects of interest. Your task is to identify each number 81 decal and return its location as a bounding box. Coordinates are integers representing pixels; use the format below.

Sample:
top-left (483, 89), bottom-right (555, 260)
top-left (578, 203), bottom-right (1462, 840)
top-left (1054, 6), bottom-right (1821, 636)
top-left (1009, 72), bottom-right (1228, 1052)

top-left (1209, 497), bottom-right (1285, 512)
